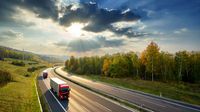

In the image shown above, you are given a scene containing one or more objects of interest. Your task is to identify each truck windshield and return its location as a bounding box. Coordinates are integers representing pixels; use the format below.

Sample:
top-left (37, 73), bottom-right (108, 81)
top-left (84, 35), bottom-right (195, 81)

top-left (61, 88), bottom-right (69, 93)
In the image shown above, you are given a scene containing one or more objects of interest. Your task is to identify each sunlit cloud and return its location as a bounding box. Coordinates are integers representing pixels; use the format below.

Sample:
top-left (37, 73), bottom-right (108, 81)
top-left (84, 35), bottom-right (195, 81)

top-left (0, 0), bottom-right (199, 56)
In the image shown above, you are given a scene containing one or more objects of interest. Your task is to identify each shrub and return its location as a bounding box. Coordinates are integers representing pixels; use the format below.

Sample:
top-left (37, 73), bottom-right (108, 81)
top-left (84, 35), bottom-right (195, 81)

top-left (11, 61), bottom-right (25, 66)
top-left (27, 67), bottom-right (36, 72)
top-left (0, 57), bottom-right (4, 61)
top-left (27, 65), bottom-right (46, 72)
top-left (24, 73), bottom-right (31, 77)
top-left (0, 70), bottom-right (12, 84)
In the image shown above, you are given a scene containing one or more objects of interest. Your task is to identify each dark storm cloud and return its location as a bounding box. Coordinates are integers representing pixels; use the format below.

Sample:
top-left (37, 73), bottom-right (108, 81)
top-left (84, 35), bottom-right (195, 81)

top-left (60, 2), bottom-right (140, 32)
top-left (54, 36), bottom-right (124, 52)
top-left (0, 0), bottom-right (143, 38)
top-left (0, 0), bottom-right (58, 25)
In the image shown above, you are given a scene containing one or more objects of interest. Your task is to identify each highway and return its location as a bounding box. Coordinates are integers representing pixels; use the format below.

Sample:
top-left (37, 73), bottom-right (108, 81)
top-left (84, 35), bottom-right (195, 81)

top-left (37, 68), bottom-right (135, 112)
top-left (55, 67), bottom-right (200, 112)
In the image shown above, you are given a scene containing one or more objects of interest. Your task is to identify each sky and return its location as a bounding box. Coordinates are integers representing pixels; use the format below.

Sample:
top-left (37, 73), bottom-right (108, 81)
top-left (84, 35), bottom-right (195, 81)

top-left (0, 0), bottom-right (200, 56)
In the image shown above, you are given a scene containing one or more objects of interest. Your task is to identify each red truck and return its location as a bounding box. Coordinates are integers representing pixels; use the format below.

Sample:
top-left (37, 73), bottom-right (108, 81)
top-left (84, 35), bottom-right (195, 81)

top-left (50, 78), bottom-right (70, 100)
top-left (43, 71), bottom-right (48, 79)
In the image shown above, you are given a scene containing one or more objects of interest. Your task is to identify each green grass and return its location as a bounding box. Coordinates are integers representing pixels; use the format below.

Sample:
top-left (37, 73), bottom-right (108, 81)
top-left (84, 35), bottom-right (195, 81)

top-left (0, 60), bottom-right (47, 112)
top-left (71, 73), bottom-right (200, 106)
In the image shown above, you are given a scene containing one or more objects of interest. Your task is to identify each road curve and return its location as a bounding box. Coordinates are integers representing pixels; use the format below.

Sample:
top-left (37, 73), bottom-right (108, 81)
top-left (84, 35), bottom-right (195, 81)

top-left (37, 68), bottom-right (135, 112)
top-left (55, 67), bottom-right (200, 112)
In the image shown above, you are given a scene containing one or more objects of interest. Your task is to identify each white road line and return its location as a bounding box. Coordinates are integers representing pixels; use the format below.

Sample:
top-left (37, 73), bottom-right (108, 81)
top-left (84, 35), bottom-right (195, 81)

top-left (142, 99), bottom-right (166, 108)
top-left (82, 106), bottom-right (91, 112)
top-left (35, 81), bottom-right (43, 112)
top-left (72, 89), bottom-right (111, 112)
top-left (55, 68), bottom-right (137, 112)
top-left (94, 101), bottom-right (112, 112)
top-left (42, 75), bottom-right (67, 112)
top-left (48, 89), bottom-right (67, 112)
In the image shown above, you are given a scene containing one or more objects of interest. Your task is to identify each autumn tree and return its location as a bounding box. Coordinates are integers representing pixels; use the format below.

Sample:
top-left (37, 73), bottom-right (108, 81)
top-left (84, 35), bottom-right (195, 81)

top-left (143, 41), bottom-right (160, 81)
top-left (102, 58), bottom-right (111, 76)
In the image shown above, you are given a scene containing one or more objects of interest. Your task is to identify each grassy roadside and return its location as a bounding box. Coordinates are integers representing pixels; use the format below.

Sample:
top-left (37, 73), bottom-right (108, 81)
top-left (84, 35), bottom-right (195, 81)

top-left (36, 77), bottom-right (51, 112)
top-left (64, 69), bottom-right (200, 106)
top-left (0, 60), bottom-right (47, 112)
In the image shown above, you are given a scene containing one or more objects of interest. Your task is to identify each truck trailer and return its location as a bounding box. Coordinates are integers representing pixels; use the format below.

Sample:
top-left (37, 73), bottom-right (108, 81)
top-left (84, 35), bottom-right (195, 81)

top-left (50, 78), bottom-right (70, 100)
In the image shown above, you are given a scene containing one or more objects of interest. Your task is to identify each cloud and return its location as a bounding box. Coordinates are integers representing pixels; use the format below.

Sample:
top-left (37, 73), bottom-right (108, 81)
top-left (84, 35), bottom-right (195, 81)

top-left (0, 0), bottom-right (144, 38)
top-left (110, 20), bottom-right (148, 38)
top-left (174, 28), bottom-right (188, 34)
top-left (110, 26), bottom-right (148, 38)
top-left (0, 0), bottom-right (58, 25)
top-left (0, 29), bottom-right (23, 40)
top-left (60, 2), bottom-right (140, 33)
top-left (54, 36), bottom-right (125, 52)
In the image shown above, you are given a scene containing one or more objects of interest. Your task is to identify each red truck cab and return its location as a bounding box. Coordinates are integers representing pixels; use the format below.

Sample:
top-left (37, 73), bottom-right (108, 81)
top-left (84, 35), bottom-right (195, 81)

top-left (50, 78), bottom-right (70, 100)
top-left (43, 71), bottom-right (48, 79)
top-left (59, 84), bottom-right (70, 99)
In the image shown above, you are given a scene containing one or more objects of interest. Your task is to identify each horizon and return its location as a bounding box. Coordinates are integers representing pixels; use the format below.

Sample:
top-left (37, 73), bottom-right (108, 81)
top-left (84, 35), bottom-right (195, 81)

top-left (0, 0), bottom-right (200, 56)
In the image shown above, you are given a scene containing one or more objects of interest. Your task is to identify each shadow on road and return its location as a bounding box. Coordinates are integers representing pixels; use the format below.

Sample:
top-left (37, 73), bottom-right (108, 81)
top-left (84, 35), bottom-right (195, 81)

top-left (45, 89), bottom-right (69, 111)
top-left (60, 99), bottom-right (69, 111)
top-left (38, 75), bottom-right (43, 80)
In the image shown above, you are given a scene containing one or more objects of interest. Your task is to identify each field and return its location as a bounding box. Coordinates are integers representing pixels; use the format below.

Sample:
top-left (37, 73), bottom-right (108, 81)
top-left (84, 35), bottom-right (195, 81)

top-left (0, 59), bottom-right (47, 112)
top-left (75, 74), bottom-right (200, 106)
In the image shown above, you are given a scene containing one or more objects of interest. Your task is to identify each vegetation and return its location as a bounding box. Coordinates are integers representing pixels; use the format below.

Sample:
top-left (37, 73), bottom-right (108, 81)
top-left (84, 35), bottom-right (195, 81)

top-left (0, 46), bottom-right (62, 63)
top-left (65, 41), bottom-right (200, 105)
top-left (0, 59), bottom-right (46, 112)
top-left (76, 74), bottom-right (200, 105)
top-left (11, 61), bottom-right (25, 66)
top-left (0, 70), bottom-right (12, 84)
top-left (27, 65), bottom-right (47, 72)
top-left (0, 46), bottom-right (37, 61)
top-left (65, 41), bottom-right (200, 83)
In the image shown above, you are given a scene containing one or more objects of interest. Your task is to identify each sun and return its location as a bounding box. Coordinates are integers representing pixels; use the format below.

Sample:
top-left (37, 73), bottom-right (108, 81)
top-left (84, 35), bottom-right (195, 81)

top-left (67, 23), bottom-right (84, 37)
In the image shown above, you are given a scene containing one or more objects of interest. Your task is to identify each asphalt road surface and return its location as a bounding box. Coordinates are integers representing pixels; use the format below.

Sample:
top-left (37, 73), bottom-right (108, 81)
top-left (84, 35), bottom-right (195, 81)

top-left (55, 67), bottom-right (200, 112)
top-left (38, 68), bottom-right (135, 112)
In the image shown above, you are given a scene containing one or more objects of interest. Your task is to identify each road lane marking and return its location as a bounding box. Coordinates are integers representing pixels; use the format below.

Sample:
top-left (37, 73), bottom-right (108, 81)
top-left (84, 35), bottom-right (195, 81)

top-left (94, 101), bottom-right (112, 112)
top-left (72, 89), bottom-right (112, 112)
top-left (35, 81), bottom-right (43, 112)
top-left (142, 99), bottom-right (166, 108)
top-left (68, 98), bottom-right (85, 112)
top-left (82, 106), bottom-right (91, 112)
top-left (42, 74), bottom-right (67, 112)
top-left (55, 68), bottom-right (137, 112)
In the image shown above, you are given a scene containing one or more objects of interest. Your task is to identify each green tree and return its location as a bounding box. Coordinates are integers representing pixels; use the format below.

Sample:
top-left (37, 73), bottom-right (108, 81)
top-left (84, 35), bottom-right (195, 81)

top-left (143, 41), bottom-right (160, 81)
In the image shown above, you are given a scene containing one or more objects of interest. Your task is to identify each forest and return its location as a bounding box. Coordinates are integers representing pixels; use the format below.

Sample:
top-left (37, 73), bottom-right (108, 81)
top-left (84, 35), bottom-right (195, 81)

top-left (65, 42), bottom-right (200, 83)
top-left (0, 46), bottom-right (35, 61)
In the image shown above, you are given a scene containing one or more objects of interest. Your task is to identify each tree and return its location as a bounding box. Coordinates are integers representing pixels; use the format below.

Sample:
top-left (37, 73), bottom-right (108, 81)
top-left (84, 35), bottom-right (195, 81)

top-left (102, 58), bottom-right (111, 76)
top-left (143, 41), bottom-right (160, 81)
top-left (129, 52), bottom-right (140, 77)
top-left (158, 51), bottom-right (175, 81)
top-left (175, 51), bottom-right (190, 82)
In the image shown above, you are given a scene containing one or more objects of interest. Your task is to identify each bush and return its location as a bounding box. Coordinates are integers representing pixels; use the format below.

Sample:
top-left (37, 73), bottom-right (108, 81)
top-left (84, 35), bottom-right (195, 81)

top-left (27, 67), bottom-right (37, 72)
top-left (28, 62), bottom-right (38, 65)
top-left (0, 57), bottom-right (4, 61)
top-left (27, 65), bottom-right (46, 72)
top-left (24, 73), bottom-right (31, 77)
top-left (0, 70), bottom-right (12, 83)
top-left (11, 61), bottom-right (25, 66)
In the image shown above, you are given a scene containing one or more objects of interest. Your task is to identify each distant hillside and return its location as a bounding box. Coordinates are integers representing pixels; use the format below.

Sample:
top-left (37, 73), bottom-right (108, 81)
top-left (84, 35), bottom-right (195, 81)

top-left (0, 46), bottom-right (64, 63)
top-left (39, 55), bottom-right (66, 63)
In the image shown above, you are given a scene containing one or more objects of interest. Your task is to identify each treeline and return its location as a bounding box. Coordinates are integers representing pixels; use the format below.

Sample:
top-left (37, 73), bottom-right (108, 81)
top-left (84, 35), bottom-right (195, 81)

top-left (65, 42), bottom-right (200, 83)
top-left (0, 46), bottom-right (34, 60)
